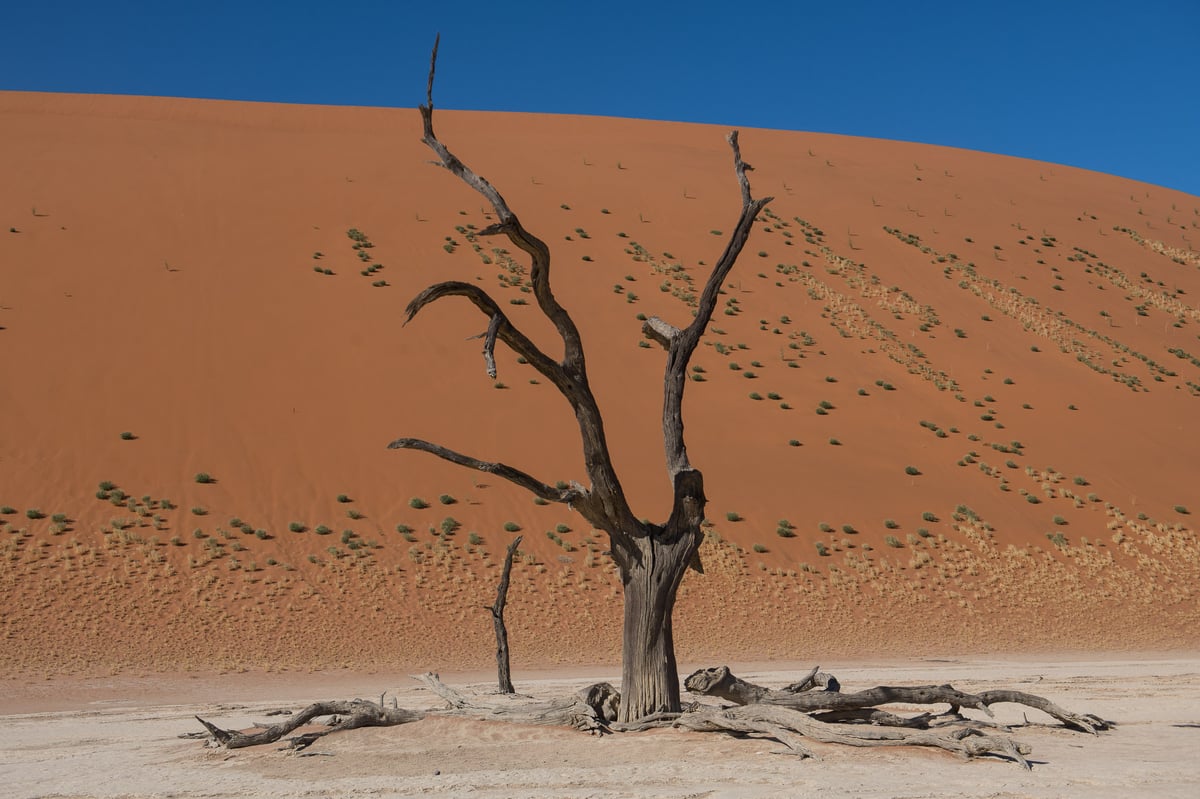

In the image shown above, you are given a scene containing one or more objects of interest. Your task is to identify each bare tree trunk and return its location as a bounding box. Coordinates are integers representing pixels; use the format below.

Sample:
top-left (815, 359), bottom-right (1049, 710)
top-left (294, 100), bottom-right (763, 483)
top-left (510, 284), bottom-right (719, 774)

top-left (613, 516), bottom-right (703, 721)
top-left (490, 535), bottom-right (522, 694)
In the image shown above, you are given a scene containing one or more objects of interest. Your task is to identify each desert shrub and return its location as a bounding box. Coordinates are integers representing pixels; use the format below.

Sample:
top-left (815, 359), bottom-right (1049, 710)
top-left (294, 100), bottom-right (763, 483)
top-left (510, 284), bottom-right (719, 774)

top-left (884, 519), bottom-right (899, 529)
top-left (409, 497), bottom-right (429, 509)
top-left (1174, 505), bottom-right (1190, 514)
top-left (884, 535), bottom-right (903, 548)
top-left (194, 472), bottom-right (215, 484)
top-left (921, 511), bottom-right (938, 522)
top-left (503, 521), bottom-right (521, 532)
top-left (288, 522), bottom-right (306, 533)
top-left (815, 542), bottom-right (829, 557)
top-left (904, 466), bottom-right (920, 476)
top-left (347, 509), bottom-right (364, 520)
top-left (752, 543), bottom-right (767, 553)
top-left (315, 525), bottom-right (332, 535)
top-left (336, 494), bottom-right (352, 503)
top-left (438, 494), bottom-right (457, 505)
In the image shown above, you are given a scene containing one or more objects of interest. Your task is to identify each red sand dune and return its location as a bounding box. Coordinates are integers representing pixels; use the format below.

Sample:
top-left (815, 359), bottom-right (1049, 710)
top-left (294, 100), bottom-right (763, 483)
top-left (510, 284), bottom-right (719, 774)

top-left (1, 91), bottom-right (1198, 677)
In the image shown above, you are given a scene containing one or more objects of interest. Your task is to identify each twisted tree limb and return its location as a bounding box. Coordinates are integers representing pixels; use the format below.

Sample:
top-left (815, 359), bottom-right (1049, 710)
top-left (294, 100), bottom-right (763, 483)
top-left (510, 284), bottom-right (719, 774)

top-left (683, 666), bottom-right (1111, 736)
top-left (675, 704), bottom-right (1033, 768)
top-left (685, 666), bottom-right (993, 716)
top-left (194, 699), bottom-right (423, 750)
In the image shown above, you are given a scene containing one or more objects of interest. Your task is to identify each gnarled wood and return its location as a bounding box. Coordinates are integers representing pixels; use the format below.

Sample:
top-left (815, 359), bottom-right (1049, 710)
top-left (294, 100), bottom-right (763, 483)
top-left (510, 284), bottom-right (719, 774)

top-left (686, 666), bottom-right (992, 715)
top-left (975, 689), bottom-right (1111, 734)
top-left (414, 671), bottom-right (619, 734)
top-left (685, 666), bottom-right (1112, 736)
top-left (195, 699), bottom-right (423, 749)
top-left (713, 704), bottom-right (1034, 769)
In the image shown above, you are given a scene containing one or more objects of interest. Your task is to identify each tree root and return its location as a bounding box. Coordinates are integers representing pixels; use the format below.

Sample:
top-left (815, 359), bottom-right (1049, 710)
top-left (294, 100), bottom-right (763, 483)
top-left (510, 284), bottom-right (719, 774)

top-left (191, 666), bottom-right (1108, 768)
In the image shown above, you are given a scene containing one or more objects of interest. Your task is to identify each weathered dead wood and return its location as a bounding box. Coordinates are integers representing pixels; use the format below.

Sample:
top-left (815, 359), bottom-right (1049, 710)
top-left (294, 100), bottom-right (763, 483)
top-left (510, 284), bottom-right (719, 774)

top-left (194, 699), bottom-right (423, 749)
top-left (193, 669), bottom-right (1107, 768)
top-left (684, 666), bottom-right (1110, 737)
top-left (975, 689), bottom-right (1111, 734)
top-left (810, 708), bottom-right (934, 728)
top-left (781, 665), bottom-right (840, 693)
top-left (686, 665), bottom-right (992, 715)
top-left (673, 707), bottom-right (818, 759)
top-left (413, 672), bottom-right (619, 734)
top-left (679, 704), bottom-right (1032, 768)
top-left (489, 535), bottom-right (522, 694)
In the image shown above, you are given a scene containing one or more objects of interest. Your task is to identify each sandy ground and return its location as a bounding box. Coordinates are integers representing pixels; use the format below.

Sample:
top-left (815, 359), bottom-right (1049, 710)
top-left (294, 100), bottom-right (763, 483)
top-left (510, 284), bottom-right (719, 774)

top-left (2, 655), bottom-right (1198, 798)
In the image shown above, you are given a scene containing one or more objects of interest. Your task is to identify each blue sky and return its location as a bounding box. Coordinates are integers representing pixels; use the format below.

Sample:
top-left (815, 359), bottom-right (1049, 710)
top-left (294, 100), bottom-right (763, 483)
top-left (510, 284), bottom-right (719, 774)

top-left (3, 1), bottom-right (1197, 196)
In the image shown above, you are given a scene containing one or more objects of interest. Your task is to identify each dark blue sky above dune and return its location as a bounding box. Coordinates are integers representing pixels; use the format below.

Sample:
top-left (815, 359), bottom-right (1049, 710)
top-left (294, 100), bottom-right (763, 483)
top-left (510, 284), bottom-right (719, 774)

top-left (3, 0), bottom-right (1197, 196)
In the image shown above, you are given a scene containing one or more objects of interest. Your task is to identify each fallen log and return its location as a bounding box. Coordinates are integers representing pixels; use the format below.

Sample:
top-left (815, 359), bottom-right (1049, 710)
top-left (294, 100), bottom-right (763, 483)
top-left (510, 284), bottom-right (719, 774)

top-left (683, 666), bottom-right (1111, 734)
top-left (677, 704), bottom-right (1034, 768)
top-left (195, 699), bottom-right (423, 749)
top-left (414, 671), bottom-right (619, 734)
top-left (684, 666), bottom-right (993, 716)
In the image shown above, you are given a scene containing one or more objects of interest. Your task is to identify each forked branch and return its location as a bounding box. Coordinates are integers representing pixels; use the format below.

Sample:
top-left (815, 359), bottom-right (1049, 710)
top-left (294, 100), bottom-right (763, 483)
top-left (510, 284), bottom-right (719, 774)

top-left (403, 280), bottom-right (561, 384)
top-left (407, 37), bottom-right (635, 535)
top-left (658, 131), bottom-right (773, 477)
top-left (419, 34), bottom-right (582, 368)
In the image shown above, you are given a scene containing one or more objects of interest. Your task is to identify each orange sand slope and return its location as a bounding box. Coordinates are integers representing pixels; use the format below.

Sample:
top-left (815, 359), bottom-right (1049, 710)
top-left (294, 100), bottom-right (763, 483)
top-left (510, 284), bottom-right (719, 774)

top-left (1, 91), bottom-right (1198, 676)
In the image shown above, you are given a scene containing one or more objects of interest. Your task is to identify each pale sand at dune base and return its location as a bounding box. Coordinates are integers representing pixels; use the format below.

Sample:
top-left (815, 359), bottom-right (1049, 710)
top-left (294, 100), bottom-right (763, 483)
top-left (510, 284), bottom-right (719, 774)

top-left (1, 655), bottom-right (1198, 798)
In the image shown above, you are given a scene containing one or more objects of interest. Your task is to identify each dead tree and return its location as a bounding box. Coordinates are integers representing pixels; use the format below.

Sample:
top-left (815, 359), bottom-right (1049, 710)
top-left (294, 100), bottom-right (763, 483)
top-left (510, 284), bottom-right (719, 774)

top-left (489, 535), bottom-right (522, 694)
top-left (388, 36), bottom-right (771, 722)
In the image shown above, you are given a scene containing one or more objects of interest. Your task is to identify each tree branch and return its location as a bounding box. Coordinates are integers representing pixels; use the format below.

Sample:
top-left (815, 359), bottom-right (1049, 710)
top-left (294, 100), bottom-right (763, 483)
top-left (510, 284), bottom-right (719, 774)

top-left (386, 438), bottom-right (583, 505)
top-left (419, 35), bottom-right (582, 368)
top-left (412, 38), bottom-right (637, 537)
top-left (641, 316), bottom-right (679, 350)
top-left (404, 280), bottom-right (562, 383)
top-left (659, 131), bottom-right (773, 477)
top-left (482, 313), bottom-right (502, 379)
